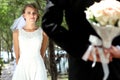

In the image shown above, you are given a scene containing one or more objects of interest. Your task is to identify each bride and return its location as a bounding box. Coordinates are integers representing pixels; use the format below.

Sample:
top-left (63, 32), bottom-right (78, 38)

top-left (11, 3), bottom-right (48, 80)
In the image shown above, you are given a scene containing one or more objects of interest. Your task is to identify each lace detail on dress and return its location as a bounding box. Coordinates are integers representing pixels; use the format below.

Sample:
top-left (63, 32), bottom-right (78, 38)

top-left (19, 27), bottom-right (42, 39)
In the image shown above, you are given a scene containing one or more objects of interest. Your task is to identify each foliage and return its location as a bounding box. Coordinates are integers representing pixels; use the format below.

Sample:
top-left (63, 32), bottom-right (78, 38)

top-left (0, 58), bottom-right (4, 75)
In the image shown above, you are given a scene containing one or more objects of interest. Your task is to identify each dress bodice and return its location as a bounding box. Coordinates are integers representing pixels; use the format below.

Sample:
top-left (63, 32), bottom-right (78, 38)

top-left (12, 27), bottom-right (47, 80)
top-left (18, 27), bottom-right (43, 58)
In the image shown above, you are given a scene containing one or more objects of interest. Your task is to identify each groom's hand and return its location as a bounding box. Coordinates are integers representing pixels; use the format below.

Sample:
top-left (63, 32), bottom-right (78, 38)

top-left (88, 47), bottom-right (101, 62)
top-left (88, 47), bottom-right (112, 62)
top-left (106, 46), bottom-right (120, 59)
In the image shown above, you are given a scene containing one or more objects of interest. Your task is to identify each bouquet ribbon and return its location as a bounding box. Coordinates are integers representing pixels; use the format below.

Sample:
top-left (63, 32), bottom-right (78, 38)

top-left (82, 35), bottom-right (109, 80)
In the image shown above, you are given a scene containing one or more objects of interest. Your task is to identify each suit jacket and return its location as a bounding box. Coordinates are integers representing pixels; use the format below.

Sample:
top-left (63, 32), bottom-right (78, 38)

top-left (42, 0), bottom-right (120, 80)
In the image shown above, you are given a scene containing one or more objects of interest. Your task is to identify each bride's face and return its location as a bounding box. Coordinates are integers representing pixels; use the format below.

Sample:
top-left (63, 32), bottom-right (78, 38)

top-left (23, 7), bottom-right (38, 24)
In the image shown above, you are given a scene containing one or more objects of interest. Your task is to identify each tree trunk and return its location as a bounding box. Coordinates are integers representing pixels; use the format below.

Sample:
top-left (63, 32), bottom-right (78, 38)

top-left (49, 39), bottom-right (57, 80)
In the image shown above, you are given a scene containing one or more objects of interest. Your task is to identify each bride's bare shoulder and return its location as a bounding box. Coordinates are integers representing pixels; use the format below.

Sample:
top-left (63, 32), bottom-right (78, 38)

top-left (13, 29), bottom-right (19, 36)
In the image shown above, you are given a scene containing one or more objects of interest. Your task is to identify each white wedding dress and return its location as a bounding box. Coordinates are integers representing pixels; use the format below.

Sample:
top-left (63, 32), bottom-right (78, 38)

top-left (12, 27), bottom-right (47, 80)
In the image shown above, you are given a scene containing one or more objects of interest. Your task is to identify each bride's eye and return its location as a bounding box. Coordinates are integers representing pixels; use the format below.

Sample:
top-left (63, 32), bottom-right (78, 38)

top-left (27, 12), bottom-right (31, 14)
top-left (32, 12), bottom-right (37, 15)
top-left (26, 12), bottom-right (37, 15)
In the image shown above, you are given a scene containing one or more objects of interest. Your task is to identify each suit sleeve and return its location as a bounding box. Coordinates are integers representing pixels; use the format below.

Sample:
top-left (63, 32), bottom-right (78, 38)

top-left (41, 0), bottom-right (70, 52)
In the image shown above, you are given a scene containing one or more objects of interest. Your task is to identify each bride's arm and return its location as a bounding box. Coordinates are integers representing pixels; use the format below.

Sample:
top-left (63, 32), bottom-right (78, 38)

top-left (40, 32), bottom-right (49, 59)
top-left (13, 30), bottom-right (20, 64)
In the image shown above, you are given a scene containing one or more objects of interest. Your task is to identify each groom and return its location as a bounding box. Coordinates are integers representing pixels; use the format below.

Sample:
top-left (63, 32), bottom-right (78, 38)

top-left (42, 0), bottom-right (120, 80)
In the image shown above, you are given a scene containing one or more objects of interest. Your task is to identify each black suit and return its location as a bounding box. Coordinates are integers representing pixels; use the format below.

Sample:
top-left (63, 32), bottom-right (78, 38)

top-left (42, 0), bottom-right (120, 80)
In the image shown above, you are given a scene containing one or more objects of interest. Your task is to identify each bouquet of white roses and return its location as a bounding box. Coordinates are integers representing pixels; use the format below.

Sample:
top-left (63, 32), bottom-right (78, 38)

top-left (85, 0), bottom-right (120, 27)
top-left (82, 0), bottom-right (120, 80)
